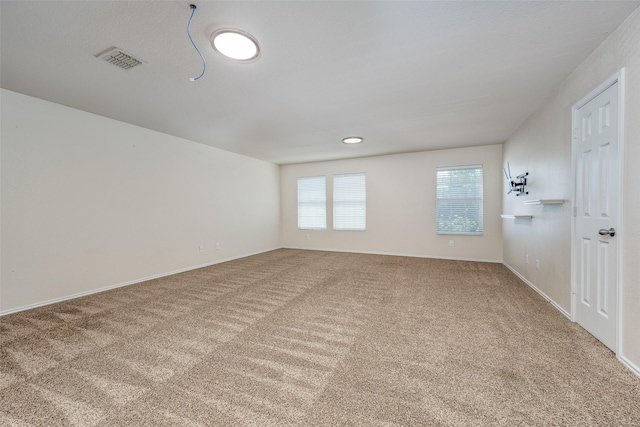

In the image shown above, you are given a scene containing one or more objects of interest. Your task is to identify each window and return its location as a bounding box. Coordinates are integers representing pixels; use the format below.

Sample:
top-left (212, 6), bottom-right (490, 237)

top-left (436, 166), bottom-right (483, 235)
top-left (297, 176), bottom-right (326, 229)
top-left (334, 173), bottom-right (366, 231)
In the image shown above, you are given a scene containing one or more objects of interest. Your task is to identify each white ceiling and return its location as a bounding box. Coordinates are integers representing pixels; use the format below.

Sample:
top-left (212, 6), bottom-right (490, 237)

top-left (2, 1), bottom-right (639, 165)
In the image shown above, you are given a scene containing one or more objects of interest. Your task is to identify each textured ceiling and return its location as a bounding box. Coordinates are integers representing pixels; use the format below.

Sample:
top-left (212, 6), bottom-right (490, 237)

top-left (2, 1), bottom-right (639, 165)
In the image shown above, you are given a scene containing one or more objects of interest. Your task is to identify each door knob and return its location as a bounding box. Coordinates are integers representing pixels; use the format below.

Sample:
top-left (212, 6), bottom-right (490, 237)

top-left (598, 228), bottom-right (616, 237)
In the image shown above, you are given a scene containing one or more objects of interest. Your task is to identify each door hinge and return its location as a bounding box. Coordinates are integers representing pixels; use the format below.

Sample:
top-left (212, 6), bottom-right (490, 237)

top-left (573, 206), bottom-right (577, 217)
top-left (572, 128), bottom-right (578, 140)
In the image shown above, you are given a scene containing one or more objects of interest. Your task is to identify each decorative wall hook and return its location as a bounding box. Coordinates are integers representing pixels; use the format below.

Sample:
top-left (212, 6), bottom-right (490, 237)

top-left (504, 163), bottom-right (528, 196)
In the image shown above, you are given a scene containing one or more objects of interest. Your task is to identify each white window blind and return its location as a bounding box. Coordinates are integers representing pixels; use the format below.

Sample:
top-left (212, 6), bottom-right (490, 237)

top-left (333, 173), bottom-right (366, 231)
top-left (298, 176), bottom-right (326, 230)
top-left (436, 165), bottom-right (483, 235)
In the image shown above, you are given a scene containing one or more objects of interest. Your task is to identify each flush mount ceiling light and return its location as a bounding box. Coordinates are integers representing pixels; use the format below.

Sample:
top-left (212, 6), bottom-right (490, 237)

top-left (210, 28), bottom-right (260, 61)
top-left (342, 136), bottom-right (363, 144)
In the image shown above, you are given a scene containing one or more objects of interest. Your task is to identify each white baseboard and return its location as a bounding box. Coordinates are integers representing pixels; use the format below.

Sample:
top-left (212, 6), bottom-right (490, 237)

top-left (502, 261), bottom-right (572, 320)
top-left (282, 246), bottom-right (502, 264)
top-left (5, 245), bottom-right (639, 381)
top-left (0, 246), bottom-right (494, 316)
top-left (500, 265), bottom-right (640, 380)
top-left (0, 246), bottom-right (282, 316)
top-left (619, 355), bottom-right (640, 379)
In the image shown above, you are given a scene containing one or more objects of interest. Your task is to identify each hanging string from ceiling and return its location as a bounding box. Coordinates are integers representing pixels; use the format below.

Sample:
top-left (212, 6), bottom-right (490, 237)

top-left (187, 4), bottom-right (206, 81)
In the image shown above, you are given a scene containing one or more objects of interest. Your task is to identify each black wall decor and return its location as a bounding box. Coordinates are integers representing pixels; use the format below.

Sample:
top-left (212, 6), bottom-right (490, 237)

top-left (504, 162), bottom-right (528, 196)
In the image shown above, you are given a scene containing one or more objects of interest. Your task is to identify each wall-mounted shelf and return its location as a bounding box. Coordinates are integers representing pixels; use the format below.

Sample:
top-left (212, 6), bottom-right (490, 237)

top-left (501, 214), bottom-right (533, 219)
top-left (523, 199), bottom-right (565, 205)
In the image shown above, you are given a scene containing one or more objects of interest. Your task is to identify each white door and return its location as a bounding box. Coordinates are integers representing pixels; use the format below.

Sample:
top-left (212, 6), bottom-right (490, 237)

top-left (573, 80), bottom-right (620, 352)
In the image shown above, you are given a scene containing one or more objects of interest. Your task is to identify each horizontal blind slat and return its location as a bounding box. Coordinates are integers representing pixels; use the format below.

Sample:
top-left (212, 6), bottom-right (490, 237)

top-left (334, 173), bottom-right (366, 231)
top-left (436, 166), bottom-right (483, 235)
top-left (298, 176), bottom-right (326, 229)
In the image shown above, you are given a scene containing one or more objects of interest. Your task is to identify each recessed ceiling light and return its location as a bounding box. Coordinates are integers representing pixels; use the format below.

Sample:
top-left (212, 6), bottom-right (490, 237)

top-left (342, 136), bottom-right (363, 144)
top-left (210, 28), bottom-right (260, 61)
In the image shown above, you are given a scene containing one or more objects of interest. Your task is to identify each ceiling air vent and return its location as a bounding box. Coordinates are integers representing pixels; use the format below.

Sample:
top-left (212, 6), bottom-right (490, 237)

top-left (96, 47), bottom-right (143, 70)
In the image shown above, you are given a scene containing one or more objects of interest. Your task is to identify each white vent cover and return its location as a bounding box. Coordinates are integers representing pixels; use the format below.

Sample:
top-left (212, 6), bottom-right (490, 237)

top-left (96, 47), bottom-right (143, 70)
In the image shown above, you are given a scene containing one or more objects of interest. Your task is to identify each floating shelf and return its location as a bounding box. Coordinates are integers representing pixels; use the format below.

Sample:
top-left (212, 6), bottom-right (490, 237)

top-left (523, 199), bottom-right (565, 205)
top-left (501, 214), bottom-right (533, 219)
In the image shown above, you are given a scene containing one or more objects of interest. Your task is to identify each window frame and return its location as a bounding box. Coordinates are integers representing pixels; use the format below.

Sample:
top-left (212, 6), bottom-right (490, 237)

top-left (435, 165), bottom-right (483, 236)
top-left (333, 172), bottom-right (366, 231)
top-left (297, 175), bottom-right (327, 230)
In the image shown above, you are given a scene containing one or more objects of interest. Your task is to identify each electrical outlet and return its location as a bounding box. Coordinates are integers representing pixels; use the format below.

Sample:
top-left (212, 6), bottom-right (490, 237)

top-left (449, 240), bottom-right (454, 247)
top-left (306, 234), bottom-right (311, 240)
top-left (199, 245), bottom-right (204, 253)
top-left (535, 259), bottom-right (540, 270)
top-left (215, 243), bottom-right (220, 250)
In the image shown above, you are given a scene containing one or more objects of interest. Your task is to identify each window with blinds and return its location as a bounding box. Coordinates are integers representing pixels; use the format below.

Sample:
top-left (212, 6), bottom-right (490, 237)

top-left (333, 173), bottom-right (366, 231)
top-left (436, 165), bottom-right (483, 235)
top-left (297, 176), bottom-right (326, 230)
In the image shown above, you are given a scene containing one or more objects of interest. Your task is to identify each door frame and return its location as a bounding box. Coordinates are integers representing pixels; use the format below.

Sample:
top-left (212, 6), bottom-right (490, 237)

top-left (571, 69), bottom-right (625, 356)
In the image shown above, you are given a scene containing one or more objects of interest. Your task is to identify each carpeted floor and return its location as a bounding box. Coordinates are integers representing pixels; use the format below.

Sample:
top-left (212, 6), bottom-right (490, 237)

top-left (1, 249), bottom-right (639, 426)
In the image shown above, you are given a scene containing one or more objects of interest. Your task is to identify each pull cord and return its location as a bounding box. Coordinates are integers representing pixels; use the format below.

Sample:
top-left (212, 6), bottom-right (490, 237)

top-left (187, 4), bottom-right (206, 81)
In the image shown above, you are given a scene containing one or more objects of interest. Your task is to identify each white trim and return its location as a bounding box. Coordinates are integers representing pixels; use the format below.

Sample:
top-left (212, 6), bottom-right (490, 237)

top-left (570, 69), bottom-right (625, 355)
top-left (282, 246), bottom-right (502, 264)
top-left (436, 164), bottom-right (483, 172)
top-left (522, 199), bottom-right (565, 205)
top-left (0, 247), bottom-right (282, 316)
top-left (619, 356), bottom-right (640, 379)
top-left (571, 91), bottom-right (578, 322)
top-left (617, 69), bottom-right (626, 363)
top-left (502, 262), bottom-right (572, 320)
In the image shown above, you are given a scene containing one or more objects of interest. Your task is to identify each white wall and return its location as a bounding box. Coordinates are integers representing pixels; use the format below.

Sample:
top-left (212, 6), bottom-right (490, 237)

top-left (503, 8), bottom-right (640, 370)
top-left (0, 89), bottom-right (281, 313)
top-left (281, 145), bottom-right (503, 262)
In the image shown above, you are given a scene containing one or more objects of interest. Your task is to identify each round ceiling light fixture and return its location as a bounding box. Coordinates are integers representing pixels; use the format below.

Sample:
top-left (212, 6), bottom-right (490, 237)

top-left (342, 136), bottom-right (363, 144)
top-left (210, 28), bottom-right (260, 61)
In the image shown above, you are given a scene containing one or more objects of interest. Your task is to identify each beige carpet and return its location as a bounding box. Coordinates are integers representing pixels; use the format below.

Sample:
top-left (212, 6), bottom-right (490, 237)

top-left (1, 249), bottom-right (639, 426)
